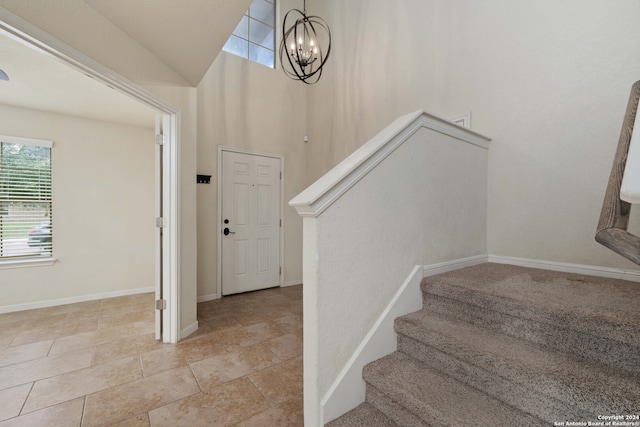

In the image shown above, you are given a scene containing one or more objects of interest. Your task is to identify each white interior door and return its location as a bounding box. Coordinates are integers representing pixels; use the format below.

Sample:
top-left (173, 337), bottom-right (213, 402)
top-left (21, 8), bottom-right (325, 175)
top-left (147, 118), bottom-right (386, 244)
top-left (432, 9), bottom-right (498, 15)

top-left (221, 150), bottom-right (281, 295)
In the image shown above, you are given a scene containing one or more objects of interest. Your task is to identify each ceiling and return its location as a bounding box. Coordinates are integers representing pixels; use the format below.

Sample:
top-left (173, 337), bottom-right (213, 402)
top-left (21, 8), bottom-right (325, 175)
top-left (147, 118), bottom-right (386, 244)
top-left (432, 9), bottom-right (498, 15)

top-left (0, 31), bottom-right (157, 128)
top-left (0, 0), bottom-right (253, 127)
top-left (84, 0), bottom-right (253, 86)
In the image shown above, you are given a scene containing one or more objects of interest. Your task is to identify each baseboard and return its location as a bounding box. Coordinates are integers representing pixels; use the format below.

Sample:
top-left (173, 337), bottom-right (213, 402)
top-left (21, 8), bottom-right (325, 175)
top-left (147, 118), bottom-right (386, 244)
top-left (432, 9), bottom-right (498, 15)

top-left (180, 320), bottom-right (199, 340)
top-left (488, 255), bottom-right (640, 282)
top-left (197, 294), bottom-right (219, 303)
top-left (283, 280), bottom-right (302, 287)
top-left (423, 254), bottom-right (488, 277)
top-left (321, 265), bottom-right (424, 423)
top-left (0, 287), bottom-right (155, 314)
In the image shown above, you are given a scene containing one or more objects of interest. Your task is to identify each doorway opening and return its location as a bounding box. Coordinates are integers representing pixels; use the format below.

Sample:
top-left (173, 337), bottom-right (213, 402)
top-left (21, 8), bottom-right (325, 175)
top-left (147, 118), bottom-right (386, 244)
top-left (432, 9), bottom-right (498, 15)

top-left (0, 8), bottom-right (180, 343)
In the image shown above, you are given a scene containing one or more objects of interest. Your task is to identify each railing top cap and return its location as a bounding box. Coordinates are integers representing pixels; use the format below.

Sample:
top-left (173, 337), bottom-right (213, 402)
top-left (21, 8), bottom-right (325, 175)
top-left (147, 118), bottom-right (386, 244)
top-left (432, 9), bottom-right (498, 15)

top-left (289, 109), bottom-right (491, 218)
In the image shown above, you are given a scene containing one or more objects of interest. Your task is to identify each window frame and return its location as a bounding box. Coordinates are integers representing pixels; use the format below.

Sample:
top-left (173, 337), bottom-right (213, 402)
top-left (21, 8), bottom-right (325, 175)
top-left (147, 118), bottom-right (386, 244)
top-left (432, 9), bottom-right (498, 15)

top-left (222, 0), bottom-right (276, 68)
top-left (0, 134), bottom-right (55, 269)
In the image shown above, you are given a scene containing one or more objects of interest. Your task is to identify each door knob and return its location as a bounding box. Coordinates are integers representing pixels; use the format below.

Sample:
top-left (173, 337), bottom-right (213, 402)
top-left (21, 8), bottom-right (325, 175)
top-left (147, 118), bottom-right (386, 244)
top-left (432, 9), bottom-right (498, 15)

top-left (223, 227), bottom-right (235, 236)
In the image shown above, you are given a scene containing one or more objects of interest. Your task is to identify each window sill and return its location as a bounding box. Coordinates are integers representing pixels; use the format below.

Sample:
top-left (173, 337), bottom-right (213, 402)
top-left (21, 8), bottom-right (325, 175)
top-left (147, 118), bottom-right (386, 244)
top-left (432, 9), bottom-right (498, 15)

top-left (0, 257), bottom-right (56, 270)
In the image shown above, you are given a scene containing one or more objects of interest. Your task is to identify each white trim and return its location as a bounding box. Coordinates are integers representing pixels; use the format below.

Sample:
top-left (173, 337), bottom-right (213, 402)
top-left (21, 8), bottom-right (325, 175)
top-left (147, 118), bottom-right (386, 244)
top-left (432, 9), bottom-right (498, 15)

top-left (488, 255), bottom-right (640, 282)
top-left (0, 287), bottom-right (154, 314)
top-left (321, 265), bottom-right (423, 424)
top-left (289, 110), bottom-right (491, 218)
top-left (0, 134), bottom-right (53, 148)
top-left (0, 257), bottom-right (56, 270)
top-left (283, 280), bottom-right (302, 287)
top-left (217, 146), bottom-right (285, 298)
top-left (197, 293), bottom-right (219, 303)
top-left (321, 255), bottom-right (488, 423)
top-left (423, 254), bottom-right (488, 277)
top-left (0, 7), bottom-right (181, 344)
top-left (448, 111), bottom-right (472, 129)
top-left (180, 320), bottom-right (199, 339)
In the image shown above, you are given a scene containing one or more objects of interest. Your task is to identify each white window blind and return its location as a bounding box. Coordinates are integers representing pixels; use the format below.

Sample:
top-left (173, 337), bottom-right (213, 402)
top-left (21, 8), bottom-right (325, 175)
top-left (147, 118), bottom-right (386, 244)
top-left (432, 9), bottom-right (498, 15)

top-left (0, 135), bottom-right (53, 260)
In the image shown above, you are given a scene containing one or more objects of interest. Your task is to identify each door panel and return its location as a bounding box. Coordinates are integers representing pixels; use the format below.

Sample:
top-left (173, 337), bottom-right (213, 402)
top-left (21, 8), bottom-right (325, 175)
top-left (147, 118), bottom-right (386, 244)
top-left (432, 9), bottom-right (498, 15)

top-left (222, 151), bottom-right (281, 295)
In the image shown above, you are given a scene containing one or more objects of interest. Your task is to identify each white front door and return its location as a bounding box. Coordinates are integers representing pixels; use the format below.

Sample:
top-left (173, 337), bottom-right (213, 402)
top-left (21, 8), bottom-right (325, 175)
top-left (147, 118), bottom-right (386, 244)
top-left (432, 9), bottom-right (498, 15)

top-left (221, 150), bottom-right (282, 295)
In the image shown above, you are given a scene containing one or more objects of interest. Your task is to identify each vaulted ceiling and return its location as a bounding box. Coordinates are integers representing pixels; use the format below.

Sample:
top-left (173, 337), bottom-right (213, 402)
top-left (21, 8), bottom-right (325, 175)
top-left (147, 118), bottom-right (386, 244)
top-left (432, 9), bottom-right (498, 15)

top-left (0, 0), bottom-right (254, 127)
top-left (0, 31), bottom-right (157, 128)
top-left (84, 0), bottom-right (253, 86)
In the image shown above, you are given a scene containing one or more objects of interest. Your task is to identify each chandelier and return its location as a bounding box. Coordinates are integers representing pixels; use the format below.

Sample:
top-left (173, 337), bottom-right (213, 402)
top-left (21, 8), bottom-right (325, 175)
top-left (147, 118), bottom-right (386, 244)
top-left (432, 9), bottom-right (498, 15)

top-left (279, 0), bottom-right (331, 84)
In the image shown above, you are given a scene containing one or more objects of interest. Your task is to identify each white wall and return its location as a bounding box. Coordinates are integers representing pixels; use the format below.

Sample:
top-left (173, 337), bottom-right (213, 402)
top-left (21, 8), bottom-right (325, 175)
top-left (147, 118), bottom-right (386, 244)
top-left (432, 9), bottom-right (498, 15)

top-left (307, 0), bottom-right (440, 182)
top-left (0, 0), bottom-right (199, 332)
top-left (311, 0), bottom-right (640, 273)
top-left (196, 1), bottom-right (308, 300)
top-left (293, 118), bottom-right (489, 425)
top-left (0, 104), bottom-right (154, 307)
top-left (434, 0), bottom-right (640, 270)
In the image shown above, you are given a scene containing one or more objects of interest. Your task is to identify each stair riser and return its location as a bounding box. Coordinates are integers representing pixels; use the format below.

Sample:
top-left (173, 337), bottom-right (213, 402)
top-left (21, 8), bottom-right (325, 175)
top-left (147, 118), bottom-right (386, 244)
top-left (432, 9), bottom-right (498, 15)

top-left (397, 334), bottom-right (598, 422)
top-left (422, 292), bottom-right (640, 377)
top-left (365, 384), bottom-right (429, 427)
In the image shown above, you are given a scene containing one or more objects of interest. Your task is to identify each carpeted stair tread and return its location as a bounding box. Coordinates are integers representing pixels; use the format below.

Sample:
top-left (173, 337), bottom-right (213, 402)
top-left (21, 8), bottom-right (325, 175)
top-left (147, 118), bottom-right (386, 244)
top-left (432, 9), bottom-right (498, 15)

top-left (422, 263), bottom-right (640, 347)
top-left (421, 264), bottom-right (640, 376)
top-left (395, 309), bottom-right (640, 418)
top-left (326, 402), bottom-right (398, 427)
top-left (362, 351), bottom-right (546, 427)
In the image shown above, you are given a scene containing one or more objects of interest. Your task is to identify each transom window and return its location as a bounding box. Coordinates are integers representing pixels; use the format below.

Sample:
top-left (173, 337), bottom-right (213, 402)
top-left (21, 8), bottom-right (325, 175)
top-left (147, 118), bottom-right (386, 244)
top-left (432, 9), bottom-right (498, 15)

top-left (222, 0), bottom-right (276, 68)
top-left (0, 136), bottom-right (53, 260)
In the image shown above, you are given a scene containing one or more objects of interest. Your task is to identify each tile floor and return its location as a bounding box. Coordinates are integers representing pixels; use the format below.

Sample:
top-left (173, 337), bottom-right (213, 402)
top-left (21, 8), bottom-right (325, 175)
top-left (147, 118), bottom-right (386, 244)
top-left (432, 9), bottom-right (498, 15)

top-left (0, 285), bottom-right (303, 426)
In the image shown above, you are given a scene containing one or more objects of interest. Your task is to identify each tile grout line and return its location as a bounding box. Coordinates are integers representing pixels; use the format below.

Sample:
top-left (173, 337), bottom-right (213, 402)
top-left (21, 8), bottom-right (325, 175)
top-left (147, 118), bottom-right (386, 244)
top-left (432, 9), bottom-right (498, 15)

top-left (17, 381), bottom-right (35, 418)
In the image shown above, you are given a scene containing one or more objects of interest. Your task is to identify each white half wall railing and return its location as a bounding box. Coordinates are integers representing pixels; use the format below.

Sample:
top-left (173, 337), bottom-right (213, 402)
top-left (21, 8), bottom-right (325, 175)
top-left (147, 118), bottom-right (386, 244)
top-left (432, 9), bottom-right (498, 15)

top-left (290, 110), bottom-right (491, 426)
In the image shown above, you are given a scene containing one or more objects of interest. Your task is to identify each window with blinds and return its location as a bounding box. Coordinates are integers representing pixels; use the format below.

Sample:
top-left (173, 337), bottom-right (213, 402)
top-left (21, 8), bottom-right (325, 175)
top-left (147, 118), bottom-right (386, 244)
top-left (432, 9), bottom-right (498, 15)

top-left (0, 136), bottom-right (53, 260)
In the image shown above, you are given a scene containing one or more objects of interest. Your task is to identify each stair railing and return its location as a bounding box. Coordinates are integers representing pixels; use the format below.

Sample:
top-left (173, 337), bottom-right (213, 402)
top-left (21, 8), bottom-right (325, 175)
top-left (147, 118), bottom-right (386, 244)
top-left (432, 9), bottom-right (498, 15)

top-left (596, 81), bottom-right (640, 265)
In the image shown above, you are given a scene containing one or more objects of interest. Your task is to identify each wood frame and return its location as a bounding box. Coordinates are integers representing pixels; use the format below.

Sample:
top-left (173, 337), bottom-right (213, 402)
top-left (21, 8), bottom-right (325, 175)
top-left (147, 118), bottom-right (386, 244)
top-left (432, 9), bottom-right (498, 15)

top-left (596, 81), bottom-right (640, 266)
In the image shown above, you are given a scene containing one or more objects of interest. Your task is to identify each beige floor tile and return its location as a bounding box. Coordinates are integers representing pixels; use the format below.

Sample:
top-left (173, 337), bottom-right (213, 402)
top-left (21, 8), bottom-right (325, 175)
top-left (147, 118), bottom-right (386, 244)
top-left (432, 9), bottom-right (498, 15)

top-left (82, 365), bottom-right (200, 427)
top-left (249, 356), bottom-right (303, 405)
top-left (0, 397), bottom-right (84, 427)
top-left (110, 413), bottom-right (150, 427)
top-left (23, 355), bottom-right (142, 413)
top-left (8, 316), bottom-right (98, 349)
top-left (92, 333), bottom-right (162, 366)
top-left (0, 340), bottom-right (53, 368)
top-left (100, 293), bottom-right (152, 311)
top-left (0, 384), bottom-right (32, 422)
top-left (189, 343), bottom-right (280, 391)
top-left (140, 334), bottom-right (227, 377)
top-left (188, 316), bottom-right (243, 339)
top-left (215, 317), bottom-right (300, 351)
top-left (0, 331), bottom-right (17, 348)
top-left (49, 321), bottom-right (151, 355)
top-left (0, 347), bottom-right (93, 390)
top-left (97, 308), bottom-right (154, 329)
top-left (148, 377), bottom-right (270, 426)
top-left (233, 306), bottom-right (294, 327)
top-left (236, 394), bottom-right (304, 427)
top-left (32, 300), bottom-right (101, 317)
top-left (263, 331), bottom-right (303, 360)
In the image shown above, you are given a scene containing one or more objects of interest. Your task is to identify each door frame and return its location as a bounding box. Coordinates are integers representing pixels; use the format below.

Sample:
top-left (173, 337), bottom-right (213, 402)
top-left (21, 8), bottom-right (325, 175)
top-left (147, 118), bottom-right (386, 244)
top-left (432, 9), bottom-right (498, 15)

top-left (0, 8), bottom-right (180, 343)
top-left (217, 146), bottom-right (284, 298)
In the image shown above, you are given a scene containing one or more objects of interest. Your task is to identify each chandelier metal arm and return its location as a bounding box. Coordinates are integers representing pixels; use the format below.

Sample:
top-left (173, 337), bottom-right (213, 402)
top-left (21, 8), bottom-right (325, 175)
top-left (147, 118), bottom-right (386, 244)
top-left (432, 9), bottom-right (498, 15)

top-left (279, 2), bottom-right (331, 85)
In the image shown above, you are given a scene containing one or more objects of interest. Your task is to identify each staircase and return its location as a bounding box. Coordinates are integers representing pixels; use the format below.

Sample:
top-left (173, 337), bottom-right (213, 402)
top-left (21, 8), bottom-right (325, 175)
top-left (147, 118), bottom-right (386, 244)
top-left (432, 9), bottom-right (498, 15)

top-left (327, 263), bottom-right (640, 426)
